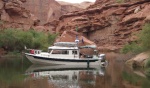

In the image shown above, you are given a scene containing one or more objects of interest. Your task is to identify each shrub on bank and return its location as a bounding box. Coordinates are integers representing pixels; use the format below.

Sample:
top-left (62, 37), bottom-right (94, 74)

top-left (121, 42), bottom-right (143, 54)
top-left (145, 59), bottom-right (150, 79)
top-left (139, 23), bottom-right (150, 51)
top-left (0, 28), bottom-right (57, 52)
top-left (145, 58), bottom-right (150, 68)
top-left (121, 23), bottom-right (150, 54)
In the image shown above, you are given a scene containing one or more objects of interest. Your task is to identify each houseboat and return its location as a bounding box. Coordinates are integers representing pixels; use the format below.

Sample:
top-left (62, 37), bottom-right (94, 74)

top-left (25, 42), bottom-right (106, 66)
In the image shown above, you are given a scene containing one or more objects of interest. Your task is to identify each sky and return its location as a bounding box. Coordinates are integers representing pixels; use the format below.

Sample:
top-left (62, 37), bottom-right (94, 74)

top-left (56, 0), bottom-right (96, 3)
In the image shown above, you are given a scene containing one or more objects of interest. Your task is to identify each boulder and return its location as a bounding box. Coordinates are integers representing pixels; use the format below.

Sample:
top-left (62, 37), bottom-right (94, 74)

top-left (126, 52), bottom-right (149, 68)
top-left (56, 30), bottom-right (96, 54)
top-left (56, 30), bottom-right (95, 45)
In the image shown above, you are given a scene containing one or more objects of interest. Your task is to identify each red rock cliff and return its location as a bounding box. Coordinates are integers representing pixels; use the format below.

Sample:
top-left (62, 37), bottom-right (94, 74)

top-left (23, 0), bottom-right (82, 24)
top-left (0, 0), bottom-right (38, 30)
top-left (53, 0), bottom-right (150, 51)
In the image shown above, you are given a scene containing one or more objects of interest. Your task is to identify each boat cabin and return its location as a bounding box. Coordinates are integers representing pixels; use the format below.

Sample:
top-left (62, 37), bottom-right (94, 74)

top-left (48, 42), bottom-right (80, 59)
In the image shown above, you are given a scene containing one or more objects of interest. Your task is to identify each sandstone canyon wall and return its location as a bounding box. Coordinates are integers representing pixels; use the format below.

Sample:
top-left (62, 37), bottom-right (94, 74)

top-left (53, 0), bottom-right (150, 51)
top-left (1, 0), bottom-right (150, 52)
top-left (23, 0), bottom-right (60, 24)
top-left (0, 0), bottom-right (38, 30)
top-left (23, 0), bottom-right (82, 24)
top-left (0, 0), bottom-right (83, 31)
top-left (57, 1), bottom-right (94, 9)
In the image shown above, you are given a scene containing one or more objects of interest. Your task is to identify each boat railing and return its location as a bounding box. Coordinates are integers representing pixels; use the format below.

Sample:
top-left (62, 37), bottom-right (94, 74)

top-left (27, 49), bottom-right (42, 55)
top-left (54, 42), bottom-right (77, 47)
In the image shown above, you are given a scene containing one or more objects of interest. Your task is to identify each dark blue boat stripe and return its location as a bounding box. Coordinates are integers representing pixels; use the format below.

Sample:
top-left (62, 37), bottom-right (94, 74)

top-left (28, 55), bottom-right (98, 62)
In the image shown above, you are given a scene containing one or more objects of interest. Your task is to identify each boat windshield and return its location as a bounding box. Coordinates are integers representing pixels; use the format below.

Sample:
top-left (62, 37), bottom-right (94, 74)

top-left (51, 50), bottom-right (69, 54)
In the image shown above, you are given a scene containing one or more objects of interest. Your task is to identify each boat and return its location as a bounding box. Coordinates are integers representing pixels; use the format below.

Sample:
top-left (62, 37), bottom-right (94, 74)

top-left (25, 41), bottom-right (107, 66)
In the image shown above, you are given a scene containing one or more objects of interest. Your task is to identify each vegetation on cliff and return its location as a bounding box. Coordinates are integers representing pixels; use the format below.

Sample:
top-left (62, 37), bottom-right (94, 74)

top-left (0, 29), bottom-right (57, 53)
top-left (145, 58), bottom-right (150, 78)
top-left (122, 23), bottom-right (150, 77)
top-left (121, 23), bottom-right (150, 54)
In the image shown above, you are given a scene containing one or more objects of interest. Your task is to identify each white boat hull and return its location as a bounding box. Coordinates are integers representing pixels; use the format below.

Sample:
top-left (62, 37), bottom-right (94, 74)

top-left (25, 53), bottom-right (103, 66)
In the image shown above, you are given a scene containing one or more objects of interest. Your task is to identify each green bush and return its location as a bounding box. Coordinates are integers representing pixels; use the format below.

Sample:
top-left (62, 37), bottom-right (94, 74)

top-left (144, 58), bottom-right (150, 80)
top-left (121, 42), bottom-right (143, 54)
top-left (48, 33), bottom-right (58, 45)
top-left (145, 68), bottom-right (150, 79)
top-left (121, 23), bottom-right (150, 54)
top-left (145, 58), bottom-right (150, 68)
top-left (139, 24), bottom-right (150, 51)
top-left (0, 28), bottom-right (57, 52)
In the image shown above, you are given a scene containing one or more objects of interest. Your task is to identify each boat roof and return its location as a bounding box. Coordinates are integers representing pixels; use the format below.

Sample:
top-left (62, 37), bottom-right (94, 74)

top-left (54, 42), bottom-right (77, 47)
top-left (51, 42), bottom-right (97, 49)
top-left (48, 46), bottom-right (78, 50)
top-left (79, 45), bottom-right (97, 49)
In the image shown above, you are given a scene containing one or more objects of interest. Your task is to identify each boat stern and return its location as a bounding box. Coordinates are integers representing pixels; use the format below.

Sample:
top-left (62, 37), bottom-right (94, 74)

top-left (98, 54), bottom-right (107, 66)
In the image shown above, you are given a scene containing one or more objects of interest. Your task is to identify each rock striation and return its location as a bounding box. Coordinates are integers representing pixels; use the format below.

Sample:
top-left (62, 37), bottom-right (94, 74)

top-left (52, 0), bottom-right (150, 52)
top-left (1, 0), bottom-right (150, 52)
top-left (23, 0), bottom-right (82, 24)
top-left (0, 0), bottom-right (38, 30)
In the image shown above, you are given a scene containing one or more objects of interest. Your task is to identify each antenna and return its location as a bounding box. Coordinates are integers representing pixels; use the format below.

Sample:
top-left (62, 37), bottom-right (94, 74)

top-left (75, 35), bottom-right (79, 44)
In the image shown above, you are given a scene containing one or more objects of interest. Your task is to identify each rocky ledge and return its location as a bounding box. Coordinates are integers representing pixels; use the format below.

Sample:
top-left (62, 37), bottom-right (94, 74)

top-left (126, 52), bottom-right (150, 68)
top-left (47, 0), bottom-right (150, 52)
top-left (0, 0), bottom-right (39, 30)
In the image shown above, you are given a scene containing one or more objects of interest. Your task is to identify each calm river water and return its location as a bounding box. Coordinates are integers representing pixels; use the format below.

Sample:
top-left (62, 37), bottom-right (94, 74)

top-left (0, 53), bottom-right (150, 88)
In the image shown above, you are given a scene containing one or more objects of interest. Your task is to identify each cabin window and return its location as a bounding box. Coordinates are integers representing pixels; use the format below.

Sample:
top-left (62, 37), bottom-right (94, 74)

top-left (62, 50), bottom-right (69, 54)
top-left (51, 50), bottom-right (69, 54)
top-left (72, 50), bottom-right (78, 55)
top-left (37, 51), bottom-right (40, 54)
top-left (52, 75), bottom-right (68, 80)
top-left (52, 50), bottom-right (61, 54)
top-left (34, 51), bottom-right (37, 54)
top-left (34, 50), bottom-right (40, 54)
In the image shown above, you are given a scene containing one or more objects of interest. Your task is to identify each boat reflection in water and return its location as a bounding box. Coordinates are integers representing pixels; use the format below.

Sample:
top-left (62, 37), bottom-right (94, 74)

top-left (25, 65), bottom-right (106, 88)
